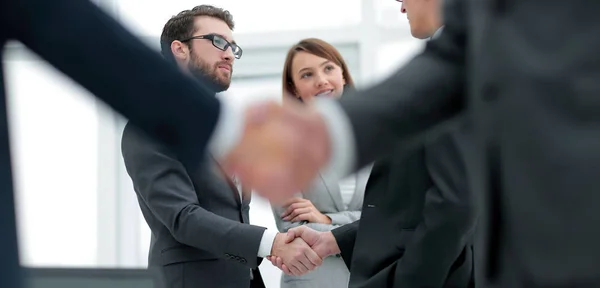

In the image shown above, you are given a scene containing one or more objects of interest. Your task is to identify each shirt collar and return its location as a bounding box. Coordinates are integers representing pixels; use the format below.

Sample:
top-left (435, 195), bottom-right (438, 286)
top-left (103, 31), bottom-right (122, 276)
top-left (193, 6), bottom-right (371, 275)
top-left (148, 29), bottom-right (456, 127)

top-left (431, 26), bottom-right (445, 40)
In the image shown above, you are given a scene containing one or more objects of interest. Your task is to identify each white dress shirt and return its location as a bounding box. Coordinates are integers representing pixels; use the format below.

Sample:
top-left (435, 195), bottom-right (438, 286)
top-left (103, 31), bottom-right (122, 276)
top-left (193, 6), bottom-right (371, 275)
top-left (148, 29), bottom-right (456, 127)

top-left (208, 96), bottom-right (355, 258)
top-left (231, 175), bottom-right (277, 257)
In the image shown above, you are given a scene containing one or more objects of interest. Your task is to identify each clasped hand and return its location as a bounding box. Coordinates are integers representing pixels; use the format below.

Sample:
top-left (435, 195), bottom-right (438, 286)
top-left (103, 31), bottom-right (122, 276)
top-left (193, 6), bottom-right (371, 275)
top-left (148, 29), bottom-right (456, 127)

top-left (281, 197), bottom-right (331, 224)
top-left (221, 101), bottom-right (331, 203)
top-left (268, 226), bottom-right (341, 276)
top-left (269, 232), bottom-right (320, 276)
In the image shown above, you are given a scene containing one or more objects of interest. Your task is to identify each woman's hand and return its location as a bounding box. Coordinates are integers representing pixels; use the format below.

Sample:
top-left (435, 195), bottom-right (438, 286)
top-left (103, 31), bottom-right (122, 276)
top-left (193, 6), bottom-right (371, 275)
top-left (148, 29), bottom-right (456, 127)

top-left (280, 197), bottom-right (331, 224)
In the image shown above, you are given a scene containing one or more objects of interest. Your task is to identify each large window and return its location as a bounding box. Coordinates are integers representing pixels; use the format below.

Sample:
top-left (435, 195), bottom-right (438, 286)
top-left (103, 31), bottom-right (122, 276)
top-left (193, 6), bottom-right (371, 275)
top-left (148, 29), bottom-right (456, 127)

top-left (4, 56), bottom-right (100, 267)
top-left (375, 39), bottom-right (424, 81)
top-left (116, 0), bottom-right (361, 36)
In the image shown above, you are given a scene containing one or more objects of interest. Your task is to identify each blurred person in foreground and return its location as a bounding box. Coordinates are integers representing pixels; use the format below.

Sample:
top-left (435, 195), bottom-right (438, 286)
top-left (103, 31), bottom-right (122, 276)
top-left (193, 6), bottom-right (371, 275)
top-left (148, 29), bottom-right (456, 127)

top-left (224, 0), bottom-right (600, 287)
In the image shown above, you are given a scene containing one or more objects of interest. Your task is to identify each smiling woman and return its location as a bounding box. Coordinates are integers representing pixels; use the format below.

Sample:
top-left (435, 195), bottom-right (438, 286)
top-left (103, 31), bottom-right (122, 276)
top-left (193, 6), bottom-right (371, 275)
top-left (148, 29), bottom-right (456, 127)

top-left (272, 37), bottom-right (368, 288)
top-left (282, 38), bottom-right (355, 102)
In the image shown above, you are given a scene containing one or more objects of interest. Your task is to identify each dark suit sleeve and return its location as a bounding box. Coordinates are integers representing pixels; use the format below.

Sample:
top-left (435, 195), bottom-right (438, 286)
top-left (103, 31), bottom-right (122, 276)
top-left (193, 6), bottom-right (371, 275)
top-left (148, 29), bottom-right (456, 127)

top-left (122, 126), bottom-right (266, 268)
top-left (339, 0), bottom-right (468, 169)
top-left (331, 220), bottom-right (360, 269)
top-left (393, 127), bottom-right (476, 287)
top-left (2, 0), bottom-right (220, 170)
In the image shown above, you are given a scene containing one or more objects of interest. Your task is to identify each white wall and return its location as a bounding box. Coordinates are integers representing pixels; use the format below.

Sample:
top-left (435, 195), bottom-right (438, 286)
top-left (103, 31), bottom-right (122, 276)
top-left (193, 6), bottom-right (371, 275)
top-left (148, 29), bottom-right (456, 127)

top-left (3, 0), bottom-right (425, 287)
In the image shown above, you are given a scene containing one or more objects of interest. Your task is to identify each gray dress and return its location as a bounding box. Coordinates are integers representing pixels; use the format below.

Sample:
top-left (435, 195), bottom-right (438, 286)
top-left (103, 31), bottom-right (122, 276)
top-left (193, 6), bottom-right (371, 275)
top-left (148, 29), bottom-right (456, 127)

top-left (271, 166), bottom-right (371, 288)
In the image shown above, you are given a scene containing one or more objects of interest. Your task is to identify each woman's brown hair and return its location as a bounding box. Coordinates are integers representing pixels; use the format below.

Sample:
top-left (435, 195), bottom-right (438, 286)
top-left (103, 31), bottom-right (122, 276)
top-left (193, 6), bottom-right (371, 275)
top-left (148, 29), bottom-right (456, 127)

top-left (282, 38), bottom-right (354, 101)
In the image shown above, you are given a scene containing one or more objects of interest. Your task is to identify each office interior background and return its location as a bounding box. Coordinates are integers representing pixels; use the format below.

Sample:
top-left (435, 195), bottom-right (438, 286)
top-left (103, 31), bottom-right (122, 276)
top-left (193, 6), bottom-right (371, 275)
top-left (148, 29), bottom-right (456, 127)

top-left (3, 0), bottom-right (424, 287)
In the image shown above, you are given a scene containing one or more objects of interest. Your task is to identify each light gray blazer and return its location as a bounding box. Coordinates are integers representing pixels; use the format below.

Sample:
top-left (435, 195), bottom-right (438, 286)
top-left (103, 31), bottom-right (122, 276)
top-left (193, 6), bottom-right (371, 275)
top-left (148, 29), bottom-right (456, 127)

top-left (272, 166), bottom-right (370, 232)
top-left (271, 166), bottom-right (371, 288)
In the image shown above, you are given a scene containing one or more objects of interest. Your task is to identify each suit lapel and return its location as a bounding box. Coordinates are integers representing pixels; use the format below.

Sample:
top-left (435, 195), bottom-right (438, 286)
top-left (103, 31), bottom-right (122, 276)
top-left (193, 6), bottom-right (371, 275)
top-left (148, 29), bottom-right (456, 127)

top-left (212, 159), bottom-right (252, 223)
top-left (431, 26), bottom-right (444, 40)
top-left (211, 156), bottom-right (242, 207)
top-left (240, 184), bottom-right (252, 206)
top-left (239, 182), bottom-right (251, 224)
top-left (348, 165), bottom-right (371, 209)
top-left (319, 174), bottom-right (344, 211)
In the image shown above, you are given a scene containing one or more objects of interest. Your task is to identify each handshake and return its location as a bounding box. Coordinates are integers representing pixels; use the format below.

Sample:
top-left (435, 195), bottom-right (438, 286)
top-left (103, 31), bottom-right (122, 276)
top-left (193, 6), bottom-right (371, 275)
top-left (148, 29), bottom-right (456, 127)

top-left (221, 100), bottom-right (332, 203)
top-left (267, 226), bottom-right (341, 276)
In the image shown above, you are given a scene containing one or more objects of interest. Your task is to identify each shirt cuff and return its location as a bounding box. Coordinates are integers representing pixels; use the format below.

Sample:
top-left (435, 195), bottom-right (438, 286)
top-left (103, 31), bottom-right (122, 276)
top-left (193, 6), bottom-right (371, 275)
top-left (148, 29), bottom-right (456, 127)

top-left (313, 98), bottom-right (357, 186)
top-left (208, 93), bottom-right (244, 159)
top-left (257, 229), bottom-right (278, 257)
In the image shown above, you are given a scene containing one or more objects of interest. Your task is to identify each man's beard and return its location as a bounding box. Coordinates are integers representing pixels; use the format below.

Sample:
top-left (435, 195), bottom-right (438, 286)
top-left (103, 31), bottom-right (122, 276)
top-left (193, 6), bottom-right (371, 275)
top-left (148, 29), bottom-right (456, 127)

top-left (188, 54), bottom-right (232, 93)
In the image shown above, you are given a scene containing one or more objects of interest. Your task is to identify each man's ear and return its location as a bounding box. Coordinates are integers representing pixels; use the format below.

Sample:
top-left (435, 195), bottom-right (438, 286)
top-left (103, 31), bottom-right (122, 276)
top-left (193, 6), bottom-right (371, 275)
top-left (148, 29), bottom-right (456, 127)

top-left (170, 40), bottom-right (189, 61)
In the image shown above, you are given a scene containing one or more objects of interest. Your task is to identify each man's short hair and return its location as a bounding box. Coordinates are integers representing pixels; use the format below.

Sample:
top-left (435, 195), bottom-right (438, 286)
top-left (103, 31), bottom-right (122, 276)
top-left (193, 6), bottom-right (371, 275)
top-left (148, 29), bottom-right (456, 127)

top-left (160, 5), bottom-right (235, 60)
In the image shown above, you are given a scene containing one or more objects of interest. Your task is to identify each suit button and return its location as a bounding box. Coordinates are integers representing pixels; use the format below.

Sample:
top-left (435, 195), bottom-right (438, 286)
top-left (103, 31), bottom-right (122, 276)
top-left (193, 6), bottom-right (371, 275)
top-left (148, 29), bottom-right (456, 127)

top-left (240, 258), bottom-right (247, 264)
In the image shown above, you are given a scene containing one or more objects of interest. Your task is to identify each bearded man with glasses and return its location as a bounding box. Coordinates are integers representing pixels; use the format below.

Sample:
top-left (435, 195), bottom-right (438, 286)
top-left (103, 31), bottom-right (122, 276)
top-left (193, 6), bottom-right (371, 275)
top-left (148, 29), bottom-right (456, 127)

top-left (121, 5), bottom-right (322, 288)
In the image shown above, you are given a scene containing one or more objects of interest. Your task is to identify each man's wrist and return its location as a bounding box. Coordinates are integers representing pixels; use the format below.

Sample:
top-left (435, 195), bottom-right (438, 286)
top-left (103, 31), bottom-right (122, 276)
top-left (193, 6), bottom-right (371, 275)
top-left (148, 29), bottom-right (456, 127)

top-left (257, 229), bottom-right (278, 258)
top-left (269, 232), bottom-right (283, 256)
top-left (324, 231), bottom-right (341, 256)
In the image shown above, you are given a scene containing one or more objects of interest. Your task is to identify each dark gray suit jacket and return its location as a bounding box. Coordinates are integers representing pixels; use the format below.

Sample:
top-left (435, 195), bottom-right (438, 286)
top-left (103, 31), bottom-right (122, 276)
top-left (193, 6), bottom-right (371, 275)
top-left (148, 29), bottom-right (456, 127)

top-left (0, 0), bottom-right (227, 287)
top-left (121, 123), bottom-right (265, 288)
top-left (332, 124), bottom-right (476, 288)
top-left (337, 0), bottom-right (600, 287)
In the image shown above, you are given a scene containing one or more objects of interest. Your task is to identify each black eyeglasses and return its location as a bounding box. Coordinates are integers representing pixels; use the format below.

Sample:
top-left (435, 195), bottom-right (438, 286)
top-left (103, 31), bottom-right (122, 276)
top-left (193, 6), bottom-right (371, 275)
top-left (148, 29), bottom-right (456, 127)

top-left (181, 34), bottom-right (243, 59)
